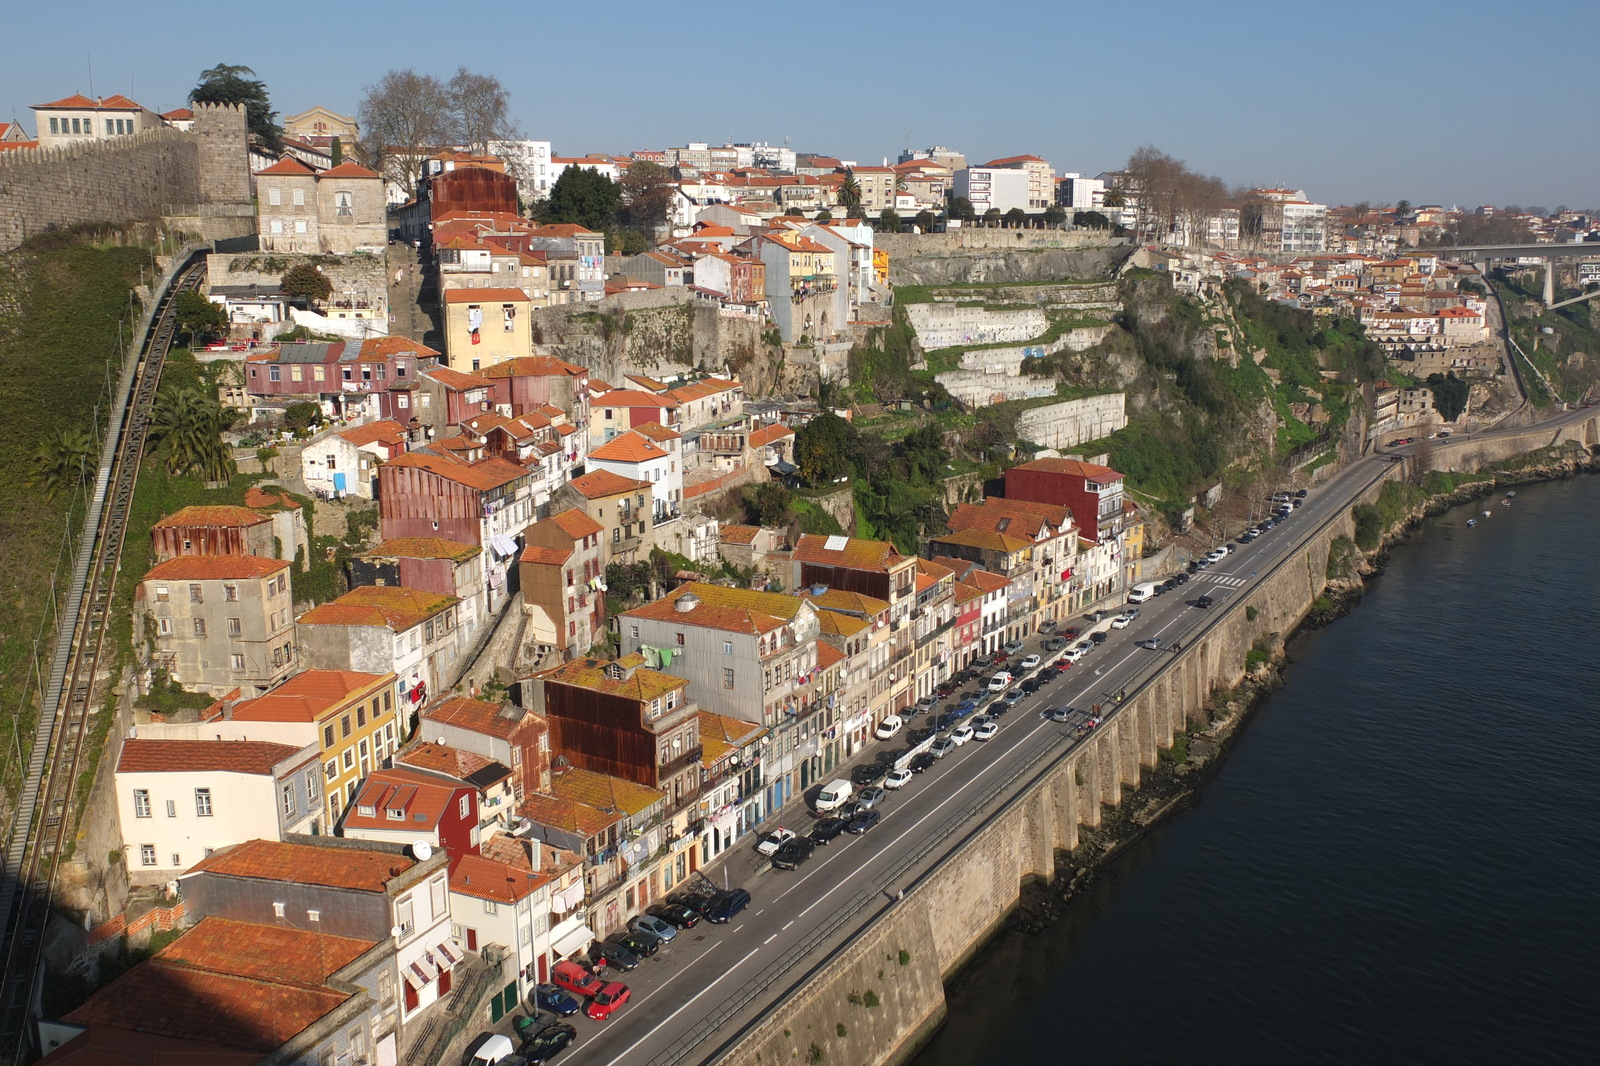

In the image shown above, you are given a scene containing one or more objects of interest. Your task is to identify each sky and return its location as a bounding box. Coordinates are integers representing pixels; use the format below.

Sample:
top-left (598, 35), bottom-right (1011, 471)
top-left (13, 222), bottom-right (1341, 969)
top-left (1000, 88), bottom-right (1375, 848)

top-left (3, 0), bottom-right (1596, 210)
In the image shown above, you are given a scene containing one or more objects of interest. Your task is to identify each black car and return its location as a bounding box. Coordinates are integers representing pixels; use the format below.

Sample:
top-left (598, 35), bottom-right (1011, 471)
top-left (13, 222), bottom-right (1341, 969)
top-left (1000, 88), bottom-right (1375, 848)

top-left (521, 1021), bottom-right (577, 1065)
top-left (1175, 572), bottom-right (1189, 585)
top-left (1194, 595), bottom-right (1214, 609)
top-left (1021, 678), bottom-right (1043, 695)
top-left (1160, 578), bottom-right (1178, 591)
top-left (612, 929), bottom-right (660, 957)
top-left (851, 762), bottom-right (889, 786)
top-left (987, 698), bottom-right (1010, 717)
top-left (1295, 489), bottom-right (1307, 498)
top-left (533, 983), bottom-right (582, 1017)
top-left (1090, 630), bottom-right (1108, 644)
top-left (846, 809), bottom-right (882, 834)
top-left (811, 817), bottom-right (849, 844)
top-left (831, 798), bottom-right (863, 821)
top-left (646, 902), bottom-right (700, 930)
top-left (908, 725), bottom-right (936, 746)
top-left (908, 752), bottom-right (938, 773)
top-left (705, 888), bottom-right (751, 923)
top-left (666, 889), bottom-right (718, 918)
top-left (588, 939), bottom-right (640, 972)
top-left (875, 749), bottom-right (901, 766)
top-left (772, 837), bottom-right (816, 870)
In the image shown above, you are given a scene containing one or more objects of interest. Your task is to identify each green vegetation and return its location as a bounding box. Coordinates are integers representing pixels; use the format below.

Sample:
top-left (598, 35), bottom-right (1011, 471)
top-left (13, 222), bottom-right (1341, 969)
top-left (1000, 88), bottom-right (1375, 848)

top-left (1159, 733), bottom-right (1189, 764)
top-left (898, 949), bottom-right (911, 965)
top-left (794, 417), bottom-right (954, 553)
top-left (136, 669), bottom-right (218, 716)
top-left (1326, 535), bottom-right (1359, 579)
top-left (1352, 480), bottom-right (1427, 549)
top-left (1495, 270), bottom-right (1600, 403)
top-left (1426, 372), bottom-right (1471, 422)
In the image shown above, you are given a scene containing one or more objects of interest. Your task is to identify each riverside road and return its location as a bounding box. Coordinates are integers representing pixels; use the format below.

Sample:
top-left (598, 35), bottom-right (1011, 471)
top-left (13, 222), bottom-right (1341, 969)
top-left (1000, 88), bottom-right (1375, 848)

top-left (501, 403), bottom-right (1595, 1066)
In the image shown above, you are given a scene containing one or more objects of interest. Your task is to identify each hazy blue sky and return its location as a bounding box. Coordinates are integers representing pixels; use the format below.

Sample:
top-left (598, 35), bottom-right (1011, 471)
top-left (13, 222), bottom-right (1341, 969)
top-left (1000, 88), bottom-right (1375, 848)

top-left (4, 0), bottom-right (1595, 208)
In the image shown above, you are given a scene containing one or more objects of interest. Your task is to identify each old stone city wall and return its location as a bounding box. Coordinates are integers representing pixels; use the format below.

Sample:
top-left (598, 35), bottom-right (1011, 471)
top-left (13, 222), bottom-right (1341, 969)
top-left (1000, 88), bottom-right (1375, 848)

top-left (528, 298), bottom-right (773, 391)
top-left (879, 231), bottom-right (1133, 287)
top-left (0, 104), bottom-right (252, 252)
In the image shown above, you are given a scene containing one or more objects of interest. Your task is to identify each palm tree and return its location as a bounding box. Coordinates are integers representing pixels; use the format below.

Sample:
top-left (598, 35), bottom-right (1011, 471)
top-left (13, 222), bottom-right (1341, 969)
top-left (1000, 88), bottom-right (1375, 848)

top-left (149, 387), bottom-right (237, 482)
top-left (836, 171), bottom-right (863, 212)
top-left (27, 426), bottom-right (98, 500)
top-left (1394, 199), bottom-right (1412, 219)
top-left (1101, 189), bottom-right (1127, 232)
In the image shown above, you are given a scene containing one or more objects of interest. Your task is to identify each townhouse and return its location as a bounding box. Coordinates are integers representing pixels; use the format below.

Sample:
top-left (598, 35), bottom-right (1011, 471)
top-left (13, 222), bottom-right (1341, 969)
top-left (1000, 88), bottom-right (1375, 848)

top-left (151, 501), bottom-right (308, 571)
top-left (557, 469), bottom-right (655, 566)
top-left (519, 508), bottom-right (609, 661)
top-left (420, 695), bottom-right (552, 804)
top-left (136, 555), bottom-right (296, 697)
top-left (300, 417), bottom-right (409, 500)
top-left (1005, 458), bottom-right (1134, 606)
top-left (339, 767), bottom-right (480, 855)
top-left (297, 585), bottom-right (464, 703)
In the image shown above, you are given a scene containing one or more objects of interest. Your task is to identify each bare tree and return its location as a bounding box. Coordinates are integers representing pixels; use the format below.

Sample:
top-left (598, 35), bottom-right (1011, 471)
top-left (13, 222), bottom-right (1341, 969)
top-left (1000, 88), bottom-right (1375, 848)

top-left (358, 70), bottom-right (452, 200)
top-left (447, 67), bottom-right (514, 154)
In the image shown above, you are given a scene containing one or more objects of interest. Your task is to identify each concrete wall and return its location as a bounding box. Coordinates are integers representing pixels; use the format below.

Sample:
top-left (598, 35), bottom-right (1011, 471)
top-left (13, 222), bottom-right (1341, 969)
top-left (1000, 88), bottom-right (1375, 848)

top-left (879, 232), bottom-right (1133, 287)
top-left (1016, 393), bottom-right (1128, 450)
top-left (904, 304), bottom-right (1046, 349)
top-left (933, 329), bottom-right (1115, 406)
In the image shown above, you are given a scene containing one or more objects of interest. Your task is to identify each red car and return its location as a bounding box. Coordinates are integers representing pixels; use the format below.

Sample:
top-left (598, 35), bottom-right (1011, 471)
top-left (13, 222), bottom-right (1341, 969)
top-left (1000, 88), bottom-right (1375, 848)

top-left (551, 960), bottom-right (604, 999)
top-left (585, 981), bottom-right (632, 1020)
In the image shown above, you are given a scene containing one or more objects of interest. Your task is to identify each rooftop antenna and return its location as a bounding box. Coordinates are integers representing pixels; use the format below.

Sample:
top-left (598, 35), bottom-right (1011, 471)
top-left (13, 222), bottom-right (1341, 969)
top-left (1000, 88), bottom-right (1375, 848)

top-left (87, 53), bottom-right (94, 100)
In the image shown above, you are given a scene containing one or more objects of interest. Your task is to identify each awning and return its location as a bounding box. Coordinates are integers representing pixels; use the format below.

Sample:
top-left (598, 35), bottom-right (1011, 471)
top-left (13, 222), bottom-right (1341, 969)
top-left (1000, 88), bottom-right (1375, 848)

top-left (550, 923), bottom-right (595, 959)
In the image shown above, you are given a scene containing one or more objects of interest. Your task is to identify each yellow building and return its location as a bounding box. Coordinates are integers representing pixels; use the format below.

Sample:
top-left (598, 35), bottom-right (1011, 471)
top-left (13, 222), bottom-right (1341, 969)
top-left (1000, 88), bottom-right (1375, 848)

top-left (443, 288), bottom-right (532, 372)
top-left (228, 669), bottom-right (400, 828)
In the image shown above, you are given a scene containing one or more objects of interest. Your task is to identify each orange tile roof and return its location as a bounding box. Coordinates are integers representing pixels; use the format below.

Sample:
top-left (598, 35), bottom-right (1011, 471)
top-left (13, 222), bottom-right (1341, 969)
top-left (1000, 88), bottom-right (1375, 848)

top-left (152, 505), bottom-right (273, 530)
top-left (624, 594), bottom-right (789, 636)
top-left (228, 670), bottom-right (389, 722)
top-left (667, 377), bottom-right (740, 403)
top-left (423, 696), bottom-right (540, 740)
top-left (966, 569), bottom-right (1010, 592)
top-left (591, 432), bottom-right (668, 463)
top-left (449, 851), bottom-right (553, 903)
top-left (143, 554), bottom-right (288, 581)
top-left (720, 524), bottom-right (761, 545)
top-left (632, 421), bottom-right (681, 443)
top-left (1010, 457), bottom-right (1123, 482)
top-left (593, 389), bottom-right (675, 409)
top-left (800, 588), bottom-right (890, 616)
top-left (550, 766), bottom-right (664, 816)
top-left (978, 496), bottom-right (1074, 527)
top-left (317, 161), bottom-right (379, 179)
top-left (37, 93), bottom-right (142, 109)
top-left (189, 839), bottom-right (415, 893)
top-left (338, 418), bottom-right (407, 448)
top-left (443, 288), bottom-right (530, 304)
top-left (551, 508), bottom-right (604, 540)
top-left (256, 156), bottom-right (317, 176)
top-left (698, 711), bottom-right (763, 767)
top-left (815, 641), bottom-right (846, 670)
top-left (396, 741), bottom-right (505, 782)
top-left (521, 544), bottom-right (572, 566)
top-left (298, 585), bottom-right (458, 631)
top-left (342, 767), bottom-right (466, 832)
top-left (518, 792), bottom-right (620, 838)
top-left (364, 537), bottom-right (481, 562)
top-left (748, 423), bottom-right (794, 448)
top-left (116, 739), bottom-right (302, 776)
top-left (569, 469), bottom-right (652, 499)
top-left (932, 528), bottom-right (1032, 553)
top-left (536, 656), bottom-right (687, 703)
top-left (792, 534), bottom-right (906, 572)
top-left (357, 335), bottom-right (439, 359)
top-left (947, 503), bottom-right (1051, 538)
top-left (381, 450), bottom-right (526, 491)
top-left (477, 355), bottom-right (588, 379)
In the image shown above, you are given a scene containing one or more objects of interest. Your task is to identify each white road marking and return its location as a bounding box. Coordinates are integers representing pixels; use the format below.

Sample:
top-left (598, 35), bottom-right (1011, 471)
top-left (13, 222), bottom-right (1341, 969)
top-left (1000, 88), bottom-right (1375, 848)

top-left (602, 947), bottom-right (762, 1066)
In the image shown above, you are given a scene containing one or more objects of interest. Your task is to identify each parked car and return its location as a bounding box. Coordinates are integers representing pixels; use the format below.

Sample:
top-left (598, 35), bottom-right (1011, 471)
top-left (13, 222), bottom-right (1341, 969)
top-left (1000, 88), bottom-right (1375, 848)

top-left (972, 717), bottom-right (999, 741)
top-left (589, 937), bottom-right (641, 970)
top-left (1295, 489), bottom-right (1308, 498)
top-left (1019, 654), bottom-right (1041, 670)
top-left (909, 725), bottom-right (937, 745)
top-left (885, 767), bottom-right (914, 790)
top-left (915, 695), bottom-right (938, 713)
top-left (704, 888), bottom-right (752, 923)
top-left (551, 961), bottom-right (604, 999)
top-left (756, 828), bottom-right (796, 856)
top-left (1043, 638), bottom-right (1066, 652)
top-left (1111, 613), bottom-right (1133, 629)
top-left (1046, 706), bottom-right (1074, 723)
top-left (533, 983), bottom-right (582, 1017)
top-left (846, 809), bottom-right (882, 834)
top-left (646, 902), bottom-right (700, 929)
top-left (1063, 642), bottom-right (1091, 664)
top-left (469, 1034), bottom-right (519, 1066)
top-left (1089, 630), bottom-right (1108, 645)
top-left (950, 724), bottom-right (975, 745)
top-left (875, 715), bottom-right (904, 740)
top-left (851, 762), bottom-right (889, 786)
top-left (521, 1021), bottom-right (577, 1065)
top-left (930, 736), bottom-right (958, 759)
top-left (1002, 689), bottom-right (1024, 707)
top-left (612, 929), bottom-right (659, 958)
top-left (1002, 641), bottom-right (1025, 655)
top-left (772, 838), bottom-right (816, 870)
top-left (987, 673), bottom-right (1012, 692)
top-left (955, 699), bottom-right (980, 718)
top-left (628, 914), bottom-right (677, 944)
top-left (1040, 620), bottom-right (1058, 633)
top-left (1193, 595), bottom-right (1214, 609)
top-left (908, 752), bottom-right (938, 773)
top-left (811, 817), bottom-right (849, 844)
top-left (1020, 678), bottom-right (1043, 696)
top-left (666, 888), bottom-right (718, 918)
top-left (584, 982), bottom-right (632, 1020)
top-left (857, 786), bottom-right (887, 809)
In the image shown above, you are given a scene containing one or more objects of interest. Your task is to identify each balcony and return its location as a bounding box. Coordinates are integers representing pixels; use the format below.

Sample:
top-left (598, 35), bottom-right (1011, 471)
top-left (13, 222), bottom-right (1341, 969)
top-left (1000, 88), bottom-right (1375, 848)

top-left (656, 746), bottom-right (704, 782)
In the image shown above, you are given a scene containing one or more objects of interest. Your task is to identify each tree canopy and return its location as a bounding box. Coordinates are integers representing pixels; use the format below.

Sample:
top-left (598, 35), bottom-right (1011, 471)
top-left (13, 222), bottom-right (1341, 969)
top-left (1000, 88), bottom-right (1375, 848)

top-left (541, 166), bottom-right (624, 232)
top-left (1426, 372), bottom-right (1471, 422)
top-left (280, 264), bottom-right (332, 304)
top-left (191, 64), bottom-right (283, 155)
top-left (619, 160), bottom-right (677, 239)
top-left (172, 290), bottom-right (227, 339)
top-left (795, 412), bottom-right (857, 485)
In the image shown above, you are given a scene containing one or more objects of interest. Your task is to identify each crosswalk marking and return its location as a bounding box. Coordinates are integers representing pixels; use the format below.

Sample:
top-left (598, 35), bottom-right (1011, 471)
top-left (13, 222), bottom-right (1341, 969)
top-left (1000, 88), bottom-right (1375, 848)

top-left (1204, 574), bottom-right (1248, 588)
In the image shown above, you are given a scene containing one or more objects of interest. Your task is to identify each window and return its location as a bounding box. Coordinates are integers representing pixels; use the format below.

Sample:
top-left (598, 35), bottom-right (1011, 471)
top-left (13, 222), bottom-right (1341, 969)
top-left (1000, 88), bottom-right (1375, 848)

top-left (378, 970), bottom-right (395, 1007)
top-left (356, 705), bottom-right (365, 727)
top-left (431, 875), bottom-right (447, 918)
top-left (483, 899), bottom-right (498, 915)
top-left (171, 853), bottom-right (181, 867)
top-left (342, 750), bottom-right (354, 770)
top-left (631, 625), bottom-right (639, 640)
top-left (105, 119), bottom-right (114, 135)
top-left (268, 187), bottom-right (281, 206)
top-left (193, 618), bottom-right (206, 638)
top-left (165, 800), bottom-right (176, 818)
top-left (341, 714), bottom-right (351, 738)
top-left (227, 617), bottom-right (241, 637)
top-left (336, 191), bottom-right (353, 217)
top-left (386, 806), bottom-right (404, 821)
top-left (324, 725), bottom-right (335, 747)
top-left (195, 789), bottom-right (213, 817)
top-left (281, 782), bottom-right (294, 816)
top-left (294, 219), bottom-right (307, 234)
top-left (140, 845), bottom-right (156, 866)
top-left (309, 909), bottom-right (322, 923)
top-left (458, 795), bottom-right (470, 819)
top-left (273, 901), bottom-right (286, 918)
top-left (189, 584), bottom-right (203, 604)
top-left (723, 668), bottom-right (735, 690)
top-left (49, 117), bottom-right (59, 134)
top-left (724, 641), bottom-right (733, 655)
top-left (676, 632), bottom-right (685, 647)
top-left (71, 118), bottom-right (82, 134)
top-left (158, 617), bottom-right (173, 636)
top-left (292, 188), bottom-right (304, 206)
top-left (305, 770), bottom-right (316, 803)
top-left (231, 653), bottom-right (245, 670)
top-left (132, 789), bottom-right (151, 818)
top-left (395, 897), bottom-right (415, 940)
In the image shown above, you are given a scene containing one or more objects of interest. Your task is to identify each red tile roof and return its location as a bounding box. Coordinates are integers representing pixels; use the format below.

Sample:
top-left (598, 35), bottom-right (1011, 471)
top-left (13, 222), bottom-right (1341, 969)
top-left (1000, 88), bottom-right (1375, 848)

top-left (423, 696), bottom-right (539, 740)
top-left (520, 544), bottom-right (572, 566)
top-left (569, 469), bottom-right (652, 499)
top-left (1010, 457), bottom-right (1123, 482)
top-left (720, 524), bottom-right (761, 545)
top-left (152, 505), bottom-right (273, 530)
top-left (317, 161), bottom-right (379, 179)
top-left (256, 156), bottom-right (317, 176)
top-left (363, 537), bottom-right (481, 562)
top-left (449, 851), bottom-right (553, 903)
top-left (188, 839), bottom-right (415, 893)
top-left (297, 585), bottom-right (458, 631)
top-left (591, 432), bottom-right (668, 463)
top-left (338, 418), bottom-right (407, 448)
top-left (142, 554), bottom-right (288, 581)
top-left (477, 355), bottom-right (588, 379)
top-left (357, 335), bottom-right (439, 359)
top-left (423, 364), bottom-right (492, 390)
top-left (116, 739), bottom-right (303, 776)
top-left (792, 534), bottom-right (906, 572)
top-left (748, 423), bottom-right (794, 448)
top-left (342, 767), bottom-right (467, 832)
top-left (535, 656), bottom-right (686, 702)
top-left (381, 450), bottom-right (526, 492)
top-left (396, 741), bottom-right (506, 782)
top-left (550, 508), bottom-right (604, 540)
top-left (228, 669), bottom-right (389, 723)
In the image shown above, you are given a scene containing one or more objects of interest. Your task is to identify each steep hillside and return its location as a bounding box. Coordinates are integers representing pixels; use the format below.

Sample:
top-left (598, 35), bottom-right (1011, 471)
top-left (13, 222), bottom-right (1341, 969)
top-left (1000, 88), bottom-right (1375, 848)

top-left (1493, 268), bottom-right (1600, 404)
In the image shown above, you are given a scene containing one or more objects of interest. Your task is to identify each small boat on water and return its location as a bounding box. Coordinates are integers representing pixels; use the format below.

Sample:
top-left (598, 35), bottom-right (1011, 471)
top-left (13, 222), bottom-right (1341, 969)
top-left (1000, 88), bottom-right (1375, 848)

top-left (1467, 518), bottom-right (1478, 527)
top-left (1506, 491), bottom-right (1517, 498)
top-left (1482, 510), bottom-right (1492, 517)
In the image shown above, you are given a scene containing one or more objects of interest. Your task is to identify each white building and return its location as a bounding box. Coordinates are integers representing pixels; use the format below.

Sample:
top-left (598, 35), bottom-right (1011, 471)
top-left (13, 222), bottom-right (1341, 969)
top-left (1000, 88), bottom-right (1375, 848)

top-left (115, 738), bottom-right (321, 884)
top-left (449, 843), bottom-right (587, 990)
top-left (588, 428), bottom-right (683, 523)
top-left (489, 139), bottom-right (554, 202)
top-left (301, 419), bottom-right (408, 500)
top-left (953, 167), bottom-right (1032, 216)
top-left (1057, 173), bottom-right (1106, 213)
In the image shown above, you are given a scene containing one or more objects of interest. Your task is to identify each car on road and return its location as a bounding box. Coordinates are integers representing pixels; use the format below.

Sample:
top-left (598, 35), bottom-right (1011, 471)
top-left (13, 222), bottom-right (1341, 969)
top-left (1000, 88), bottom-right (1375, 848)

top-left (551, 961), bottom-right (604, 999)
top-left (1020, 677), bottom-right (1043, 695)
top-left (987, 673), bottom-right (1013, 692)
top-left (972, 717), bottom-right (999, 740)
top-left (1174, 573), bottom-right (1189, 584)
top-left (810, 817), bottom-right (849, 844)
top-left (1193, 595), bottom-right (1214, 609)
top-left (1138, 637), bottom-right (1163, 650)
top-left (950, 724), bottom-right (975, 745)
top-left (533, 983), bottom-right (582, 1017)
top-left (1111, 613), bottom-right (1134, 629)
top-left (628, 914), bottom-right (677, 944)
top-left (646, 902), bottom-right (700, 930)
top-left (915, 695), bottom-right (938, 713)
top-left (1295, 489), bottom-right (1308, 498)
top-left (1019, 654), bottom-right (1041, 670)
top-left (885, 767), bottom-right (914, 789)
top-left (846, 809), bottom-right (882, 834)
top-left (1063, 642), bottom-right (1091, 663)
top-left (852, 761), bottom-right (889, 786)
top-left (772, 837), bottom-right (816, 870)
top-left (705, 888), bottom-right (752, 923)
top-left (857, 786), bottom-right (887, 809)
top-left (755, 828), bottom-right (796, 856)
top-left (584, 982), bottom-right (631, 1020)
top-left (1002, 641), bottom-right (1025, 655)
top-left (955, 699), bottom-right (980, 718)
top-left (875, 715), bottom-right (904, 740)
top-left (1045, 706), bottom-right (1074, 723)
top-left (1089, 630), bottom-right (1108, 645)
top-left (469, 1034), bottom-right (518, 1066)
top-left (1160, 578), bottom-right (1178, 591)
top-left (1002, 689), bottom-right (1024, 708)
top-left (587, 939), bottom-right (640, 972)
top-left (1206, 548), bottom-right (1228, 563)
top-left (908, 752), bottom-right (938, 773)
top-left (521, 1021), bottom-right (577, 1065)
top-left (1043, 638), bottom-right (1066, 652)
top-left (930, 736), bottom-right (958, 759)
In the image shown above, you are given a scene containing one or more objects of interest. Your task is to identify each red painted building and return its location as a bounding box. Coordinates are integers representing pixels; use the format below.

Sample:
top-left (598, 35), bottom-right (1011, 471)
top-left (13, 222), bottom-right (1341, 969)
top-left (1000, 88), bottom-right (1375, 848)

top-left (1004, 457), bottom-right (1126, 544)
top-left (377, 450), bottom-right (531, 546)
top-left (478, 355), bottom-right (591, 425)
top-left (243, 337), bottom-right (441, 421)
top-left (339, 767), bottom-right (479, 856)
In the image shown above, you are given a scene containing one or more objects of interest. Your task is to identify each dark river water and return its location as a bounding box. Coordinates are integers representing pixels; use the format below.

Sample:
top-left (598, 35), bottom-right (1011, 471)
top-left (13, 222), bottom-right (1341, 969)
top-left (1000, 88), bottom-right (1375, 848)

top-left (913, 474), bottom-right (1600, 1066)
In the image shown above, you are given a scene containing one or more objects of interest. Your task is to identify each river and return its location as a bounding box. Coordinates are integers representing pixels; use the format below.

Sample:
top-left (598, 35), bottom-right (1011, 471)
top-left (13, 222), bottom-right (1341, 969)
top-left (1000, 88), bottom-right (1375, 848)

top-left (912, 475), bottom-right (1600, 1066)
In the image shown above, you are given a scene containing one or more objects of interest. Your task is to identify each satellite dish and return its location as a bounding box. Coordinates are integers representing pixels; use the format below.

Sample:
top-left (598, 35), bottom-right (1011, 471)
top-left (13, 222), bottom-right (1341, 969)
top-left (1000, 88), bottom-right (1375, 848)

top-left (390, 925), bottom-right (404, 939)
top-left (436, 737), bottom-right (447, 746)
top-left (413, 840), bottom-right (434, 861)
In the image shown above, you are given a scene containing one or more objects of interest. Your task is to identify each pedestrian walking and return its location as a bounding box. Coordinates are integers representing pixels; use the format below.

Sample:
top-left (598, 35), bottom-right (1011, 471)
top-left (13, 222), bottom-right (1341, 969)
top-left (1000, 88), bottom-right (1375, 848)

top-left (896, 889), bottom-right (904, 902)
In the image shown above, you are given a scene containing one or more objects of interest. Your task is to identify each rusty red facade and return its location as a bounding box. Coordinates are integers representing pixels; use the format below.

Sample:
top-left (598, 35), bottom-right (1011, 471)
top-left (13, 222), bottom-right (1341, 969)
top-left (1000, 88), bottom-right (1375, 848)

top-left (376, 465), bottom-right (486, 545)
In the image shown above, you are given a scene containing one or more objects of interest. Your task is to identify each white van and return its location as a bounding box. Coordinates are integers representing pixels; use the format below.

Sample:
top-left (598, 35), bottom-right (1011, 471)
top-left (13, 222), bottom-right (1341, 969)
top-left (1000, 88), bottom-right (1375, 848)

top-left (1127, 582), bottom-right (1159, 604)
top-left (815, 779), bottom-right (854, 814)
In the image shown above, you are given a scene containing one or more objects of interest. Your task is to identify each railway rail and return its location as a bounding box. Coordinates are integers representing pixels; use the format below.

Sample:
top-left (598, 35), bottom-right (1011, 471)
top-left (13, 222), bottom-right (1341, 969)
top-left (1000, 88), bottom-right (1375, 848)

top-left (0, 251), bottom-right (207, 1063)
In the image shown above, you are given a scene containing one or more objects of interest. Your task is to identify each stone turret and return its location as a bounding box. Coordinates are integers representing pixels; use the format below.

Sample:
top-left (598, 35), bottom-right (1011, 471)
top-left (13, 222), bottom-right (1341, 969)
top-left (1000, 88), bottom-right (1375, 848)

top-left (191, 101), bottom-right (249, 205)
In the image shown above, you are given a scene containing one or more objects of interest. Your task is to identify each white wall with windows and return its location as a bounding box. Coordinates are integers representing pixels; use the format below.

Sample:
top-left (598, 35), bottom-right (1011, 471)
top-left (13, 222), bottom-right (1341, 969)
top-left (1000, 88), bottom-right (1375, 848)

top-left (116, 765), bottom-right (304, 884)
